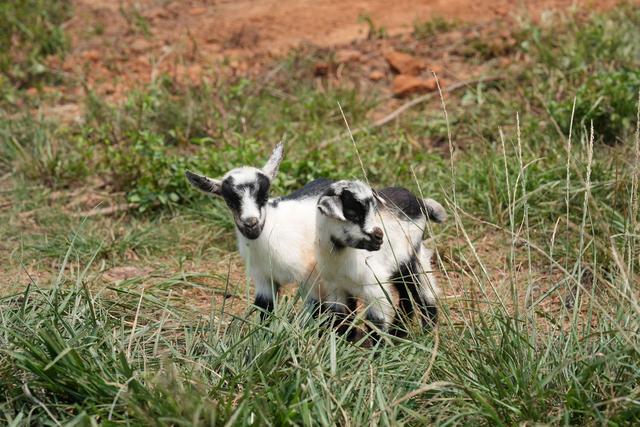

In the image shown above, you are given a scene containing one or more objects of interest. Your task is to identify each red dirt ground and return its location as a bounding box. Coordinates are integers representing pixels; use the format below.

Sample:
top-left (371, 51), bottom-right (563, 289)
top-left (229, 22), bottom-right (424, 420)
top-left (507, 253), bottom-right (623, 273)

top-left (53, 0), bottom-right (623, 102)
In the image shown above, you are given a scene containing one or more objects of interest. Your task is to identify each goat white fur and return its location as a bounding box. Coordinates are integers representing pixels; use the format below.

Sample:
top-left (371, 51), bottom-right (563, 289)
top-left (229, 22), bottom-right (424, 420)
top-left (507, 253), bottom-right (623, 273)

top-left (236, 194), bottom-right (325, 312)
top-left (314, 180), bottom-right (445, 336)
top-left (185, 143), bottom-right (331, 315)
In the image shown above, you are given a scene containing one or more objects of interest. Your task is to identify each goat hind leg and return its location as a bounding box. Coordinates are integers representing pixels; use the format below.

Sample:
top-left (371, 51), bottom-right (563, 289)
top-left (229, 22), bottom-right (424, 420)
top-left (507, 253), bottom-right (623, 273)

top-left (415, 246), bottom-right (439, 327)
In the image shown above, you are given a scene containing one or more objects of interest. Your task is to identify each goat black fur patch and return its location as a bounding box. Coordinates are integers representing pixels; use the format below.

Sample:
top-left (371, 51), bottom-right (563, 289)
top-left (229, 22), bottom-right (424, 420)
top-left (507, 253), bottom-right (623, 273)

top-left (254, 289), bottom-right (279, 320)
top-left (390, 252), bottom-right (438, 331)
top-left (330, 236), bottom-right (346, 250)
top-left (278, 178), bottom-right (334, 202)
top-left (378, 187), bottom-right (426, 220)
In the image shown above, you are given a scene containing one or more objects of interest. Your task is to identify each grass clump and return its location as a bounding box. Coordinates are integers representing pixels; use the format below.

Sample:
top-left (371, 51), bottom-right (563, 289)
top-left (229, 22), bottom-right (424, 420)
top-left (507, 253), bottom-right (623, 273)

top-left (1, 179), bottom-right (639, 425)
top-left (548, 69), bottom-right (640, 144)
top-left (72, 74), bottom-right (376, 212)
top-left (0, 0), bottom-right (70, 93)
top-left (0, 115), bottom-right (89, 186)
top-left (358, 14), bottom-right (388, 40)
top-left (414, 16), bottom-right (457, 39)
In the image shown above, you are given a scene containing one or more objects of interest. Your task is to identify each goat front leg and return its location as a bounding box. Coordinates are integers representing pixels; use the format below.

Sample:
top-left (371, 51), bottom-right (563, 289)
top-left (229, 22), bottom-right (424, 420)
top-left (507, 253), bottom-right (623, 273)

top-left (319, 288), bottom-right (359, 340)
top-left (299, 272), bottom-right (324, 319)
top-left (253, 276), bottom-right (280, 320)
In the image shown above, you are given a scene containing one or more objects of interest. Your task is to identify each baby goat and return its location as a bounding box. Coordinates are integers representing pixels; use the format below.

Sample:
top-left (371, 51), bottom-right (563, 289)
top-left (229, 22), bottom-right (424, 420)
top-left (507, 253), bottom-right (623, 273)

top-left (314, 180), bottom-right (446, 339)
top-left (185, 143), bottom-right (331, 317)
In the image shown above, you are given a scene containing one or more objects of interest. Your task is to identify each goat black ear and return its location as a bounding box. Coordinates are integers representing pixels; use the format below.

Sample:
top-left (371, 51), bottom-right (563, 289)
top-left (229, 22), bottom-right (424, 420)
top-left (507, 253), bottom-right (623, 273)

top-left (185, 170), bottom-right (222, 197)
top-left (262, 141), bottom-right (285, 180)
top-left (423, 198), bottom-right (447, 223)
top-left (317, 196), bottom-right (345, 221)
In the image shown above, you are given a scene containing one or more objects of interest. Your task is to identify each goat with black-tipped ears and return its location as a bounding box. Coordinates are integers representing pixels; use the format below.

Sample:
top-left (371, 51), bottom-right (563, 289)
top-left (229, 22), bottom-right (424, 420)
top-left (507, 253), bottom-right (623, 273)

top-left (185, 142), bottom-right (332, 317)
top-left (314, 179), bottom-right (446, 340)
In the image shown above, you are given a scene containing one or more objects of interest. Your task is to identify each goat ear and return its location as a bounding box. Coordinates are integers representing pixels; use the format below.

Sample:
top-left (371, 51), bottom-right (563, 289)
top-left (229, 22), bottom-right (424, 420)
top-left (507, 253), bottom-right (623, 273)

top-left (262, 141), bottom-right (285, 180)
top-left (317, 196), bottom-right (345, 221)
top-left (185, 170), bottom-right (222, 197)
top-left (423, 198), bottom-right (447, 223)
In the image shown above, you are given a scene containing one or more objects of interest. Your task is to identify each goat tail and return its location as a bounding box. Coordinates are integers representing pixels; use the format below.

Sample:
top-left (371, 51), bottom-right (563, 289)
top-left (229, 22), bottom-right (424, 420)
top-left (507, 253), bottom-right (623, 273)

top-left (422, 198), bottom-right (447, 224)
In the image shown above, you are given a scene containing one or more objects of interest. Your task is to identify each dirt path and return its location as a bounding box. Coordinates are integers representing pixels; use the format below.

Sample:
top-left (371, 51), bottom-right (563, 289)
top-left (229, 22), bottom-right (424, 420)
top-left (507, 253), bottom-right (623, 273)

top-left (55, 0), bottom-right (621, 101)
top-left (170, 0), bottom-right (611, 51)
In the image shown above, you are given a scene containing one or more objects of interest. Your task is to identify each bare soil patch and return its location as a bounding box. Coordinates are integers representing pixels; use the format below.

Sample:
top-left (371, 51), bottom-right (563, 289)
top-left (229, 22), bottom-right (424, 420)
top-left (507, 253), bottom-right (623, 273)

top-left (49, 0), bottom-right (625, 103)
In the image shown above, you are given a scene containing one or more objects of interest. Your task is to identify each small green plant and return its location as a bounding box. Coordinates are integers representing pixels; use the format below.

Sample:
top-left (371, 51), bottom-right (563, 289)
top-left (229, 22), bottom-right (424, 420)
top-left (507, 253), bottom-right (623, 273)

top-left (84, 79), bottom-right (223, 146)
top-left (100, 130), bottom-right (188, 211)
top-left (413, 16), bottom-right (457, 39)
top-left (549, 69), bottom-right (640, 144)
top-left (0, 0), bottom-right (70, 89)
top-left (92, 22), bottom-right (105, 36)
top-left (524, 7), bottom-right (640, 73)
top-left (118, 4), bottom-right (152, 37)
top-left (0, 115), bottom-right (89, 187)
top-left (358, 14), bottom-right (387, 40)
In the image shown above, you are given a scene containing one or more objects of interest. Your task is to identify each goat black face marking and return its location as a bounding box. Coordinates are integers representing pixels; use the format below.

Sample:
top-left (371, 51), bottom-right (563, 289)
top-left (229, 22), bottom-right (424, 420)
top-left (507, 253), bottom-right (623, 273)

top-left (340, 190), bottom-right (368, 227)
top-left (221, 177), bottom-right (242, 213)
top-left (340, 188), bottom-right (380, 250)
top-left (255, 173), bottom-right (270, 207)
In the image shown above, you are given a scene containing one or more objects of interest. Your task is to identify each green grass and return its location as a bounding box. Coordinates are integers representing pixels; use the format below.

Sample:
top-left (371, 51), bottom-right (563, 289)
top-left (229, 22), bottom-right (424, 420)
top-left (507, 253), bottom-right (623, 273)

top-left (1, 158), bottom-right (639, 424)
top-left (0, 0), bottom-right (70, 101)
top-left (1, 4), bottom-right (640, 425)
top-left (414, 16), bottom-right (457, 39)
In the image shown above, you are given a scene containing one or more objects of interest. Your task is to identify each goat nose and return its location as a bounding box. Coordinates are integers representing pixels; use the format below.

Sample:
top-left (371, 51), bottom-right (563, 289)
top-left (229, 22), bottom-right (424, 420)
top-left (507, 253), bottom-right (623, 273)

top-left (372, 227), bottom-right (384, 241)
top-left (244, 217), bottom-right (258, 228)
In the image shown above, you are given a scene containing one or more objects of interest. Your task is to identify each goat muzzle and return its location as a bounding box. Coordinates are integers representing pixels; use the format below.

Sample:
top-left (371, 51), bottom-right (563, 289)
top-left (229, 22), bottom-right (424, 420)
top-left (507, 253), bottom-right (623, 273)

top-left (244, 217), bottom-right (259, 228)
top-left (371, 227), bottom-right (384, 242)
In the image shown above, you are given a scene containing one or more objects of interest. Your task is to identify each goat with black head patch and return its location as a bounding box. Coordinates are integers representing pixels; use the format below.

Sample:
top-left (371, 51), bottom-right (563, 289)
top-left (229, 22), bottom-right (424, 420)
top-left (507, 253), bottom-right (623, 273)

top-left (185, 143), bottom-right (332, 317)
top-left (315, 180), bottom-right (446, 340)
